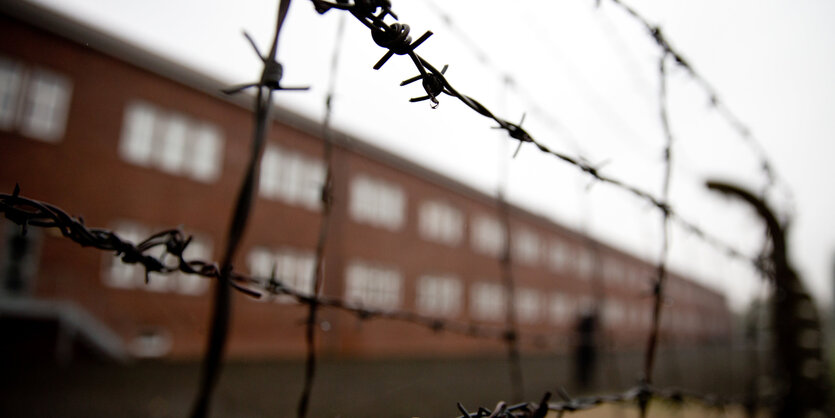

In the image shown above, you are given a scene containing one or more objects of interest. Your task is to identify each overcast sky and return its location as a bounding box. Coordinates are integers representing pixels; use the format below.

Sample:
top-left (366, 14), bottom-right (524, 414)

top-left (29, 0), bottom-right (835, 311)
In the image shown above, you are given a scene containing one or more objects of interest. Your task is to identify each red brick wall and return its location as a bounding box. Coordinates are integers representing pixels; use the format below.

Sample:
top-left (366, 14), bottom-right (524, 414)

top-left (0, 10), bottom-right (733, 360)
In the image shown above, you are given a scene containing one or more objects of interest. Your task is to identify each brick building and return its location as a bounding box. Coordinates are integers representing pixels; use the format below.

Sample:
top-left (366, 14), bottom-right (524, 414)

top-left (0, 0), bottom-right (731, 361)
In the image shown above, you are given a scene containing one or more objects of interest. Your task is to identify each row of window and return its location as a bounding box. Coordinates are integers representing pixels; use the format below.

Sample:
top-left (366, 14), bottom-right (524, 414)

top-left (344, 177), bottom-right (650, 289)
top-left (0, 56), bottom-right (326, 208)
top-left (120, 101), bottom-right (223, 183)
top-left (121, 101), bottom-right (329, 213)
top-left (239, 246), bottom-right (688, 328)
top-left (260, 144), bottom-right (326, 210)
top-left (0, 56), bottom-right (684, 297)
top-left (0, 57), bottom-right (638, 286)
top-left (100, 221), bottom-right (718, 331)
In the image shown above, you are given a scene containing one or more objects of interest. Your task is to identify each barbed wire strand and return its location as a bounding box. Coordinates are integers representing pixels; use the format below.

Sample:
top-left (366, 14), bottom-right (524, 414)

top-left (308, 0), bottom-right (762, 274)
top-left (422, 0), bottom-right (587, 156)
top-left (0, 0), bottom-right (785, 415)
top-left (296, 12), bottom-right (346, 418)
top-left (0, 188), bottom-right (574, 345)
top-left (499, 197), bottom-right (525, 403)
top-left (192, 0), bottom-right (301, 416)
top-left (452, 384), bottom-right (768, 417)
top-left (744, 279), bottom-right (771, 417)
top-left (498, 170), bottom-right (525, 402)
top-left (638, 51), bottom-right (673, 417)
top-left (494, 71), bottom-right (525, 404)
top-left (588, 242), bottom-right (624, 392)
top-left (294, 13), bottom-right (768, 414)
top-left (0, 188), bottom-right (769, 416)
top-left (601, 0), bottom-right (780, 200)
top-left (2, 185), bottom-right (742, 366)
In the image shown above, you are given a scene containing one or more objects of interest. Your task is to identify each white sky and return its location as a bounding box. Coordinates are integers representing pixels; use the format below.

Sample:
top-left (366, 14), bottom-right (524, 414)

top-left (29, 0), bottom-right (835, 311)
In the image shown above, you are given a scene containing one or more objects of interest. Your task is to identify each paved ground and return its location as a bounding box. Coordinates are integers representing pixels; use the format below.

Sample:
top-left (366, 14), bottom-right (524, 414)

top-left (0, 346), bottom-right (753, 417)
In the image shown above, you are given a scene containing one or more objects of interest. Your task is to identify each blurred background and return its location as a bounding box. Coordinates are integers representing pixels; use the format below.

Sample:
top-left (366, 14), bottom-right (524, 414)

top-left (1, 0), bottom-right (834, 416)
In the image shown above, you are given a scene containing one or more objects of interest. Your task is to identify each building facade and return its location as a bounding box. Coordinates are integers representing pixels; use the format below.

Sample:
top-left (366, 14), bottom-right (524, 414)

top-left (0, 1), bottom-right (732, 360)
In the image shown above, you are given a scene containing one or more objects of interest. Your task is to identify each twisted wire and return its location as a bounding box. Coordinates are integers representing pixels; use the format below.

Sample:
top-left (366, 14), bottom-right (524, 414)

top-left (0, 188), bottom-right (766, 415)
top-left (639, 52), bottom-right (674, 417)
top-left (0, 189), bottom-right (569, 347)
top-left (0, 0), bottom-right (790, 416)
top-left (602, 0), bottom-right (781, 200)
top-left (296, 12), bottom-right (346, 418)
top-left (308, 0), bottom-right (762, 272)
top-left (452, 385), bottom-right (772, 417)
top-left (192, 1), bottom-right (303, 416)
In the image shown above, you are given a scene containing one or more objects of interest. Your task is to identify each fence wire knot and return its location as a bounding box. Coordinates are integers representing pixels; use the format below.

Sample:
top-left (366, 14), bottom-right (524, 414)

top-left (222, 32), bottom-right (309, 94)
top-left (371, 23), bottom-right (432, 70)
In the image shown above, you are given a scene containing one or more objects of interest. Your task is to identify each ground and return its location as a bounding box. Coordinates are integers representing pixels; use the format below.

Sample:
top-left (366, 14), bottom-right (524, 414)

top-left (0, 346), bottom-right (755, 417)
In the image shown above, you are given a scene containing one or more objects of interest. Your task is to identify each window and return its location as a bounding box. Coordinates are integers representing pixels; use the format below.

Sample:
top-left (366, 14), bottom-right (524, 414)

top-left (547, 239), bottom-right (570, 273)
top-left (416, 274), bottom-right (462, 317)
top-left (515, 288), bottom-right (542, 323)
top-left (156, 114), bottom-right (187, 174)
top-left (575, 248), bottom-right (594, 279)
top-left (119, 101), bottom-right (223, 182)
top-left (470, 281), bottom-right (505, 321)
top-left (344, 261), bottom-right (402, 310)
top-left (129, 328), bottom-right (172, 358)
top-left (603, 301), bottom-right (624, 326)
top-left (120, 102), bottom-right (155, 165)
top-left (602, 258), bottom-right (622, 284)
top-left (0, 57), bottom-right (22, 129)
top-left (349, 175), bottom-right (405, 231)
top-left (549, 293), bottom-right (573, 325)
top-left (103, 220), bottom-right (211, 295)
top-left (623, 267), bottom-right (640, 289)
top-left (577, 296), bottom-right (594, 316)
top-left (627, 304), bottom-right (641, 327)
top-left (418, 200), bottom-right (463, 246)
top-left (247, 246), bottom-right (316, 302)
top-left (684, 312), bottom-right (698, 332)
top-left (471, 215), bottom-right (505, 257)
top-left (633, 268), bottom-right (651, 291)
top-left (643, 306), bottom-right (656, 328)
top-left (189, 124), bottom-right (223, 182)
top-left (259, 144), bottom-right (325, 211)
top-left (0, 56), bottom-right (72, 142)
top-left (513, 228), bottom-right (540, 265)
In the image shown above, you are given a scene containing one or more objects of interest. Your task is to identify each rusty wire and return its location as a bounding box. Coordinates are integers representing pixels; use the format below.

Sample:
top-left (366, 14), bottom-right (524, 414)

top-left (5, 186), bottom-right (741, 363)
top-left (451, 384), bottom-right (769, 417)
top-left (296, 12), bottom-right (345, 418)
top-left (499, 193), bottom-right (524, 402)
top-left (307, 0), bottom-right (761, 273)
top-left (600, 0), bottom-right (780, 199)
top-left (639, 52), bottom-right (674, 417)
top-left (0, 0), bottom-right (788, 416)
top-left (422, 0), bottom-right (586, 156)
top-left (0, 188), bottom-right (565, 346)
top-left (192, 0), bottom-right (306, 416)
top-left (302, 1), bottom-right (779, 415)
top-left (0, 187), bottom-right (767, 416)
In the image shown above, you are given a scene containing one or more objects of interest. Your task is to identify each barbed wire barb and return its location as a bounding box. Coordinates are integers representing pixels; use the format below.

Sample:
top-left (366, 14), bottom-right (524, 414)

top-left (296, 10), bottom-right (346, 418)
top-left (191, 0), bottom-right (300, 416)
top-left (601, 0), bottom-right (782, 202)
top-left (305, 0), bottom-right (762, 271)
top-left (0, 0), bottom-right (800, 416)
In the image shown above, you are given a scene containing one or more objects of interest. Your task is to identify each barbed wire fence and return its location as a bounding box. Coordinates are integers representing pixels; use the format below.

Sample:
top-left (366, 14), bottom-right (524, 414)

top-left (297, 11), bottom-right (344, 418)
top-left (0, 0), bottom-right (803, 416)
